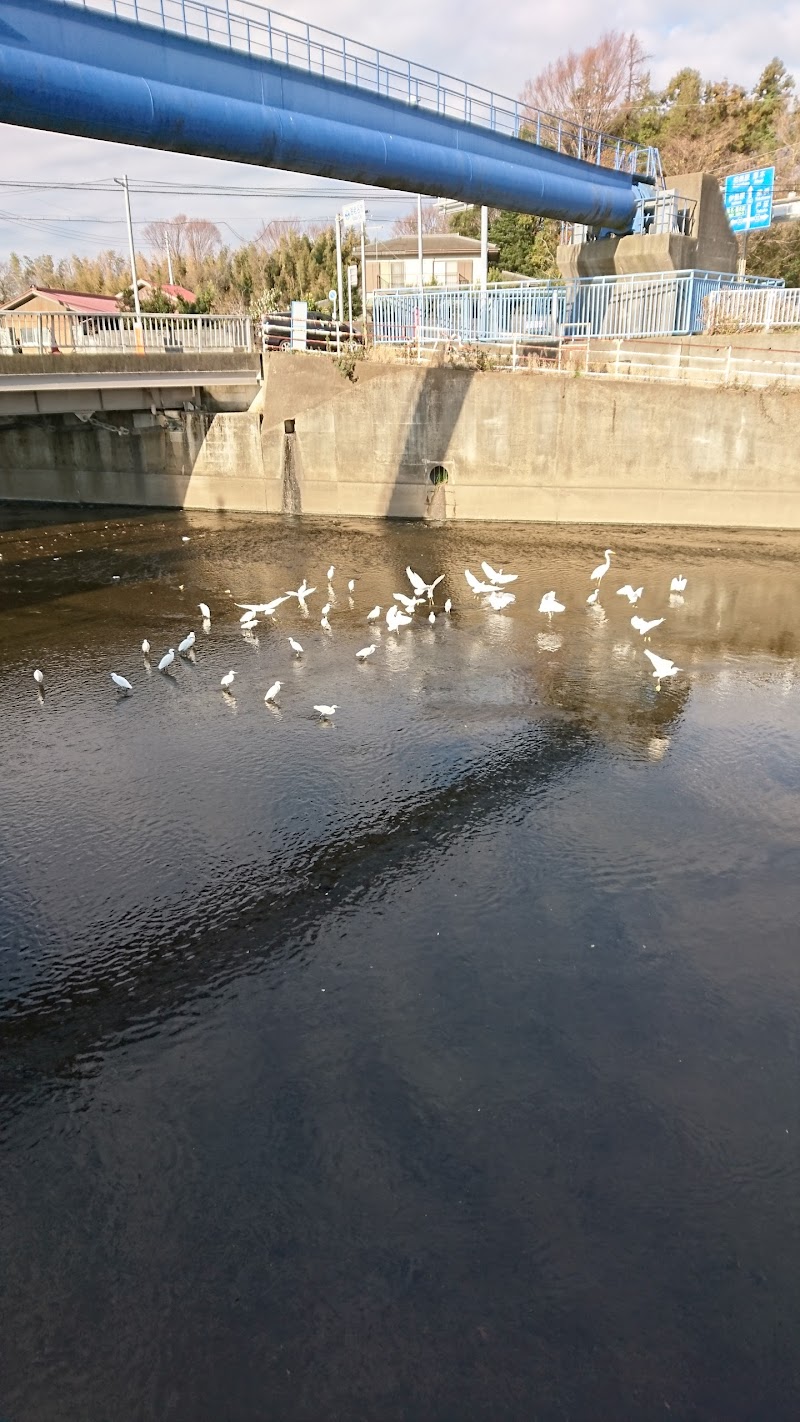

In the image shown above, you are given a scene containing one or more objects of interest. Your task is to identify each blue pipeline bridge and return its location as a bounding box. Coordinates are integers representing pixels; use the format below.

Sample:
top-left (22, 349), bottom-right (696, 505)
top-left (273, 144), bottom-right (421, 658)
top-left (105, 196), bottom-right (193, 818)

top-left (0, 0), bottom-right (660, 230)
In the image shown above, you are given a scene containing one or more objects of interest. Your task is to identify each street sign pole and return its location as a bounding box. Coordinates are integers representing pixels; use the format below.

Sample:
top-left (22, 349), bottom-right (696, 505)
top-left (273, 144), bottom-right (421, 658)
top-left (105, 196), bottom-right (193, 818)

top-left (334, 214), bottom-right (344, 355)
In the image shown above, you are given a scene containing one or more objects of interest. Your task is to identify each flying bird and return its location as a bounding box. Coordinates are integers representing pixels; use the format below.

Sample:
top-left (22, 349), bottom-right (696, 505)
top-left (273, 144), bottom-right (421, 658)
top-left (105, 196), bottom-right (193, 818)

top-left (407, 566), bottom-right (444, 601)
top-left (264, 680), bottom-right (281, 703)
top-left (670, 575), bottom-right (687, 592)
top-left (158, 649), bottom-right (175, 673)
top-left (111, 673), bottom-right (133, 694)
top-left (617, 585), bottom-right (644, 605)
top-left (464, 569), bottom-right (497, 594)
top-left (481, 561), bottom-right (518, 585)
top-left (487, 590), bottom-right (516, 610)
top-left (631, 616), bottom-right (664, 638)
top-left (394, 592), bottom-right (419, 611)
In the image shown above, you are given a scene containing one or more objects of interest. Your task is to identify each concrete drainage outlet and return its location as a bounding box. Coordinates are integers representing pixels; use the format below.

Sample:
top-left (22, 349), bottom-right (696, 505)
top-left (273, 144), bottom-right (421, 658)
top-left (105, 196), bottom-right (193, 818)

top-left (429, 464), bottom-right (449, 485)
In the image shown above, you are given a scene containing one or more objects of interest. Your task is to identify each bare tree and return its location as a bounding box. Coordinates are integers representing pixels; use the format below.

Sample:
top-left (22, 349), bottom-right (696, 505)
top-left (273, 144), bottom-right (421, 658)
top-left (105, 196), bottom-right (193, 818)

top-left (183, 218), bottom-right (222, 266)
top-left (521, 31), bottom-right (649, 139)
top-left (391, 202), bottom-right (449, 236)
top-left (254, 218), bottom-right (327, 251)
top-left (143, 215), bottom-right (188, 259)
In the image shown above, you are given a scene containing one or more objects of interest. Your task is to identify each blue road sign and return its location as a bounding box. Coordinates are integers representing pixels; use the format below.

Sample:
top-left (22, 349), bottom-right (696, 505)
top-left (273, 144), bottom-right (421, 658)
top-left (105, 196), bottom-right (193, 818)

top-left (723, 166), bottom-right (775, 233)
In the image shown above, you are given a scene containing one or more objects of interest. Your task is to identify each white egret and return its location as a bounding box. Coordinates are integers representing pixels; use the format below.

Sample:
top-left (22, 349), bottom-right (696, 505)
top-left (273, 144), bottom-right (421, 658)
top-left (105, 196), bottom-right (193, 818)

top-left (356, 644), bottom-right (376, 660)
top-left (644, 649), bottom-right (680, 688)
top-left (428, 610), bottom-right (436, 624)
top-left (321, 602), bottom-right (332, 618)
top-left (367, 605), bottom-right (381, 622)
top-left (481, 561), bottom-right (518, 585)
top-left (321, 616), bottom-right (332, 631)
top-left (590, 549), bottom-right (613, 583)
top-left (487, 590), bottom-right (515, 610)
top-left (394, 592), bottom-right (419, 611)
top-left (539, 591), bottom-right (565, 615)
top-left (586, 590), bottom-right (599, 606)
top-left (182, 535), bottom-right (190, 542)
top-left (264, 680), bottom-right (281, 703)
top-left (236, 596), bottom-right (289, 618)
top-left (464, 569), bottom-right (497, 594)
top-left (178, 632), bottom-right (196, 656)
top-left (158, 649), bottom-right (175, 673)
top-left (670, 575), bottom-right (687, 592)
top-left (111, 673), bottom-right (133, 694)
top-left (198, 602), bottom-right (211, 620)
top-left (288, 637), bottom-right (304, 655)
top-left (407, 566), bottom-right (445, 601)
top-left (631, 616), bottom-right (664, 638)
top-left (33, 668), bottom-right (44, 687)
top-left (617, 585), bottom-right (644, 605)
top-left (221, 670), bottom-right (236, 690)
top-left (348, 579), bottom-right (356, 593)
top-left (314, 704), bottom-right (337, 719)
top-left (327, 565), bottom-right (335, 582)
top-left (444, 599), bottom-right (452, 614)
top-left (142, 639), bottom-right (150, 655)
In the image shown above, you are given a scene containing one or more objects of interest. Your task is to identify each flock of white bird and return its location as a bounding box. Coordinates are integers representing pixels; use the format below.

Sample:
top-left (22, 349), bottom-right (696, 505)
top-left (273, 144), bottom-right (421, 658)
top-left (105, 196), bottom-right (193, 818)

top-left (31, 551), bottom-right (687, 713)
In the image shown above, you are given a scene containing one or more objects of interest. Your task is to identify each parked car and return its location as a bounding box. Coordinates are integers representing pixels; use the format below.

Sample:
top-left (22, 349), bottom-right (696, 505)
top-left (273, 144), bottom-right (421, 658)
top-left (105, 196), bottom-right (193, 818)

top-left (261, 311), bottom-right (363, 351)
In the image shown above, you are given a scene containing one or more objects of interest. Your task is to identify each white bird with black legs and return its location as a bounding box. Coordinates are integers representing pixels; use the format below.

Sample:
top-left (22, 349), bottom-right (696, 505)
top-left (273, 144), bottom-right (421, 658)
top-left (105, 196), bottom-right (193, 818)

top-left (644, 649), bottom-right (680, 688)
top-left (33, 668), bottom-right (44, 687)
top-left (314, 703), bottom-right (337, 720)
top-left (481, 561), bottom-right (518, 586)
top-left (617, 584), bottom-right (644, 605)
top-left (111, 673), bottom-right (133, 695)
top-left (321, 615), bottom-right (331, 631)
top-left (348, 579), bottom-right (356, 593)
top-left (198, 602), bottom-right (211, 620)
top-left (670, 575), bottom-right (687, 592)
top-left (539, 591), bottom-right (565, 615)
top-left (327, 565), bottom-right (335, 582)
top-left (158, 649), bottom-right (175, 673)
top-left (264, 680), bottom-right (281, 704)
top-left (590, 549), bottom-right (613, 584)
top-left (221, 670), bottom-right (236, 691)
top-left (367, 605), bottom-right (381, 622)
top-left (178, 631), bottom-right (196, 656)
top-left (288, 637), bottom-right (304, 656)
top-left (586, 590), bottom-right (599, 606)
top-left (321, 602), bottom-right (332, 619)
top-left (356, 644), bottom-right (376, 660)
top-left (444, 598), bottom-right (452, 614)
top-left (141, 639), bottom-right (150, 656)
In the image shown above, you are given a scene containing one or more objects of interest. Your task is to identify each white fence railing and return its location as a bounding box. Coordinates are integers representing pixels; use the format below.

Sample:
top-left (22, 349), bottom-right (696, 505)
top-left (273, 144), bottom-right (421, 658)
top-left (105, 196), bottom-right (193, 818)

top-left (703, 285), bottom-right (800, 332)
top-left (0, 311), bottom-right (254, 355)
top-left (373, 271), bottom-right (786, 346)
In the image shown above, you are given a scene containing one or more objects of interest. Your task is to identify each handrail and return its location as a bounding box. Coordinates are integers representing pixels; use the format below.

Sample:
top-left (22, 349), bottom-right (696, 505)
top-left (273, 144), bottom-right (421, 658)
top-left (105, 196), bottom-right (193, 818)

top-left (52, 0), bottom-right (662, 179)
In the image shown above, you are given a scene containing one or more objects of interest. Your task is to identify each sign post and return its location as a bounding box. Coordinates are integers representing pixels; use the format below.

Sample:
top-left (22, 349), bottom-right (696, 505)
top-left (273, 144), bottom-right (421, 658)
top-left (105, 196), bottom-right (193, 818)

top-left (722, 166), bottom-right (775, 277)
top-left (340, 200), bottom-right (368, 344)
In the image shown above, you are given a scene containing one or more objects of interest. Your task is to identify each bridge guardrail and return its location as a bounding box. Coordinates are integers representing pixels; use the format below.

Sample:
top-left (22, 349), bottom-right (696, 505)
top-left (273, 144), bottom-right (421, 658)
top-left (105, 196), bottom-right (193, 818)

top-left (0, 311), bottom-right (254, 355)
top-left (57, 0), bottom-right (661, 178)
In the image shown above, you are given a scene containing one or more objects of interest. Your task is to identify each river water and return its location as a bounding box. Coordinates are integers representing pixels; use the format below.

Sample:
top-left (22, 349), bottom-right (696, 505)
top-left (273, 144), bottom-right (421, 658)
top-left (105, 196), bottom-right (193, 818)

top-left (1, 506), bottom-right (799, 1422)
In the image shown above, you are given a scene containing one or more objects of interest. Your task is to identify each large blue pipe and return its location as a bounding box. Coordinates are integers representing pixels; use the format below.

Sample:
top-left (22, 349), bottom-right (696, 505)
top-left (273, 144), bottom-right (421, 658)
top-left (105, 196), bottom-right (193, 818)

top-left (0, 0), bottom-right (639, 230)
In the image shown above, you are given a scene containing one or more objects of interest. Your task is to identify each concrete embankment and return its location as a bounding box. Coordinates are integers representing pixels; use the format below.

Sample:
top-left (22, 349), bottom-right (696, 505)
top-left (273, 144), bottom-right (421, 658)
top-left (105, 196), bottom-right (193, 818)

top-left (1, 351), bottom-right (799, 528)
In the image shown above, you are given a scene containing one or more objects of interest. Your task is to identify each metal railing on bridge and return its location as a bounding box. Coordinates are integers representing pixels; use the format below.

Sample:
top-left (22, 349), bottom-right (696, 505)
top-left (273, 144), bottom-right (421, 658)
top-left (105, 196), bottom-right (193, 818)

top-left (703, 284), bottom-right (800, 333)
top-left (0, 311), bottom-right (254, 356)
top-left (55, 0), bottom-right (662, 179)
top-left (372, 270), bottom-right (785, 347)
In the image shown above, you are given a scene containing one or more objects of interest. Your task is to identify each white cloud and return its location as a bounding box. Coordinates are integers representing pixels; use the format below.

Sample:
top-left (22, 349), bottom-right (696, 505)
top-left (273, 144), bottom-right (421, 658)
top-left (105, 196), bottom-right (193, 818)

top-left (1, 0), bottom-right (798, 259)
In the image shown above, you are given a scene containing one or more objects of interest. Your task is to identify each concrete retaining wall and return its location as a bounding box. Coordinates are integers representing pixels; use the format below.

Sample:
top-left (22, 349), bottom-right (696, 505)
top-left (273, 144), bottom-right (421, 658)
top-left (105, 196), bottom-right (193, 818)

top-left (1, 352), bottom-right (800, 528)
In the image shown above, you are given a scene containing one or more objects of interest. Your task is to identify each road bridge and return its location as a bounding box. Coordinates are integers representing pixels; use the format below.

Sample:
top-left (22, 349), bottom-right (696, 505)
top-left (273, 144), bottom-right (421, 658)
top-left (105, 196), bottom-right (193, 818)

top-left (0, 0), bottom-right (660, 231)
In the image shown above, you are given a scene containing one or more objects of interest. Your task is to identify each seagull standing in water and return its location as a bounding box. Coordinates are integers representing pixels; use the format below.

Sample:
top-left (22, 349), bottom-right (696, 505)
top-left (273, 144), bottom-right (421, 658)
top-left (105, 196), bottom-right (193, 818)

top-left (590, 549), bottom-right (613, 584)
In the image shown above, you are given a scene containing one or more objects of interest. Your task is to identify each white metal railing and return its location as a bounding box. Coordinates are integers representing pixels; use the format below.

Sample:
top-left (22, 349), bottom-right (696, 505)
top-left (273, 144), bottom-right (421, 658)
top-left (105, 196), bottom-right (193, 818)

top-left (703, 285), bottom-right (800, 332)
top-left (0, 311), bottom-right (254, 355)
top-left (372, 271), bottom-right (785, 346)
top-left (54, 0), bottom-right (661, 178)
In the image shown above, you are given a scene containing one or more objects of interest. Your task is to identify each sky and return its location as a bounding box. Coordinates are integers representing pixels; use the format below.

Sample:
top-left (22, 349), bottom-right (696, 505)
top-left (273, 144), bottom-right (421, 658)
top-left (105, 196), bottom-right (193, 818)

top-left (1, 0), bottom-right (799, 264)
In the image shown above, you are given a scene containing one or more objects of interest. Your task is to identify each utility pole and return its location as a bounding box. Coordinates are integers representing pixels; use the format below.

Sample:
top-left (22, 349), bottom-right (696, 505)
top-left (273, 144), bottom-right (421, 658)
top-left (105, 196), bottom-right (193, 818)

top-left (360, 217), bottom-right (367, 345)
top-left (115, 174), bottom-right (144, 353)
top-left (335, 212), bottom-right (344, 350)
top-left (417, 193), bottom-right (424, 359)
top-left (165, 230), bottom-right (175, 286)
top-left (479, 205), bottom-right (489, 291)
